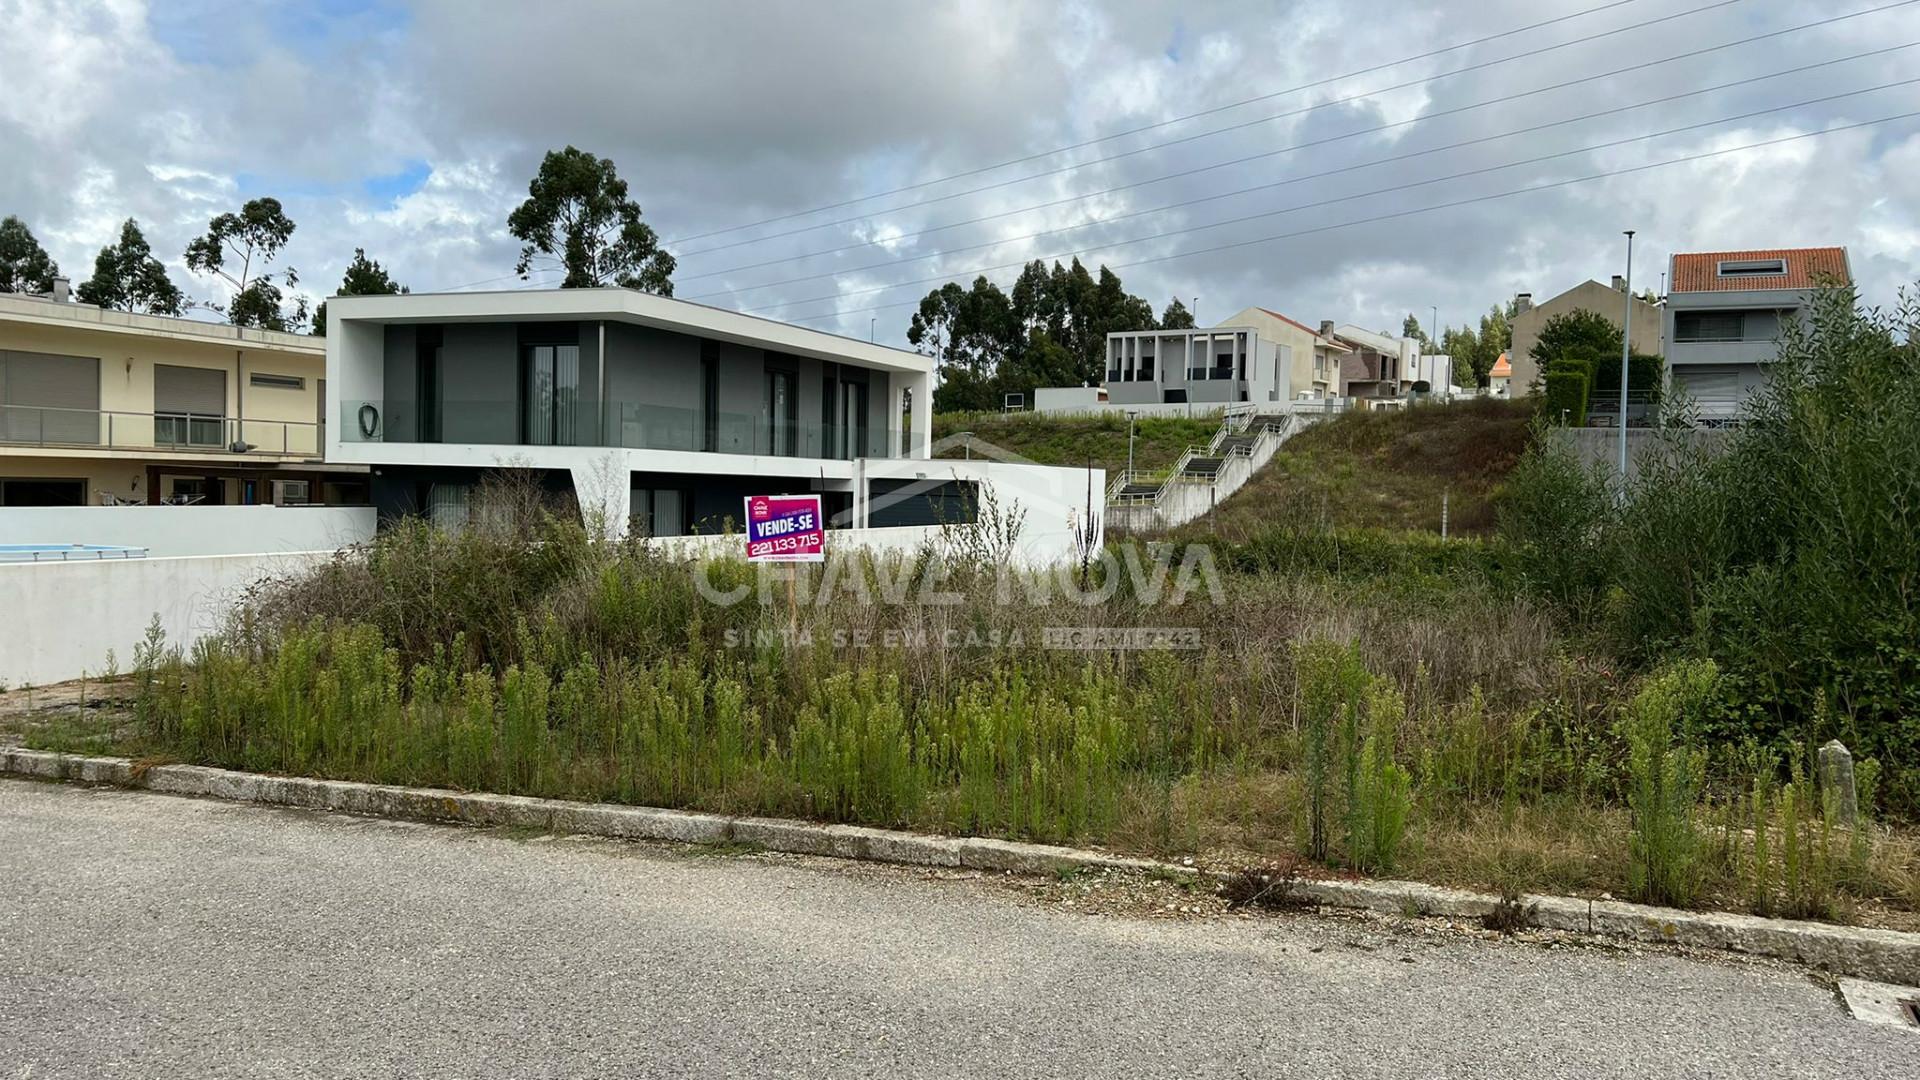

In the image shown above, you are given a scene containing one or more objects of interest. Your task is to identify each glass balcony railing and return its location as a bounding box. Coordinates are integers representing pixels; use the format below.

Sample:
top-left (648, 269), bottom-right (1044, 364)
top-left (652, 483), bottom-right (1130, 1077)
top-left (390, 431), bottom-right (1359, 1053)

top-left (343, 398), bottom-right (924, 460)
top-left (0, 403), bottom-right (323, 456)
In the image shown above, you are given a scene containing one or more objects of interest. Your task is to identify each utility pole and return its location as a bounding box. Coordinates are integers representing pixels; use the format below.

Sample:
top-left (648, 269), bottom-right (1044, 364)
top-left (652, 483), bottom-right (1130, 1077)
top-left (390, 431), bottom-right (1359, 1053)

top-left (1192, 297), bottom-right (1199, 326)
top-left (869, 318), bottom-right (876, 343)
top-left (1619, 230), bottom-right (1636, 482)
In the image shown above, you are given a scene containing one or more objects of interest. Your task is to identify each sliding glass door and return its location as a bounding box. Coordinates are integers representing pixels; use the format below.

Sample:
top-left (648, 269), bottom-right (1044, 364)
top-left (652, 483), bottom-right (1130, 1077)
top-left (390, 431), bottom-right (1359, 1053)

top-left (765, 368), bottom-right (796, 457)
top-left (524, 344), bottom-right (581, 446)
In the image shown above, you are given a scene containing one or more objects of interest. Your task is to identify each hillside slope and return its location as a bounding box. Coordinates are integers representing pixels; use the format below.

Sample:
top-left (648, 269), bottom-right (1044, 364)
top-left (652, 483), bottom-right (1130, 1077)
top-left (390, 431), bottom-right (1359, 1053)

top-left (1184, 398), bottom-right (1534, 539)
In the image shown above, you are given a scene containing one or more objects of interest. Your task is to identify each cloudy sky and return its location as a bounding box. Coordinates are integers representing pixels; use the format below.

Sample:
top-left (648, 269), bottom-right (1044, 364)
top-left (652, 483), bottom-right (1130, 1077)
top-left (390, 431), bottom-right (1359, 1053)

top-left (4, 0), bottom-right (1918, 346)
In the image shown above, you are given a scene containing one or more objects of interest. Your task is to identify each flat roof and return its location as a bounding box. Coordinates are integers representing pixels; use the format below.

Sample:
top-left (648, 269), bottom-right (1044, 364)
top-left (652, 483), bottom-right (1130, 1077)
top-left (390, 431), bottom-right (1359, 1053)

top-left (0, 293), bottom-right (322, 354)
top-left (330, 287), bottom-right (931, 375)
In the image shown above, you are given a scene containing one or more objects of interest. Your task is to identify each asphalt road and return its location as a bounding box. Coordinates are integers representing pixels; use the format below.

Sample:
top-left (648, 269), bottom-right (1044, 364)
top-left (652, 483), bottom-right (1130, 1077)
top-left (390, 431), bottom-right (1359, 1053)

top-left (1, 778), bottom-right (1911, 1078)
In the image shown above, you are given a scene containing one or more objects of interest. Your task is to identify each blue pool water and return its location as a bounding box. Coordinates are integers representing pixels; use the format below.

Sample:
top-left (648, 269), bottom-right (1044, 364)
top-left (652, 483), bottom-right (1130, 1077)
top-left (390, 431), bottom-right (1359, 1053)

top-left (0, 543), bottom-right (150, 562)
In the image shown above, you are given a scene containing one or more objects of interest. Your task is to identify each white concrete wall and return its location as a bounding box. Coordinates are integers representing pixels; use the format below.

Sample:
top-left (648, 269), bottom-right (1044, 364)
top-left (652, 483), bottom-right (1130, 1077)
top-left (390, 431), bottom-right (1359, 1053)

top-left (0, 551), bottom-right (336, 686)
top-left (1029, 397), bottom-right (1236, 419)
top-left (0, 505), bottom-right (375, 557)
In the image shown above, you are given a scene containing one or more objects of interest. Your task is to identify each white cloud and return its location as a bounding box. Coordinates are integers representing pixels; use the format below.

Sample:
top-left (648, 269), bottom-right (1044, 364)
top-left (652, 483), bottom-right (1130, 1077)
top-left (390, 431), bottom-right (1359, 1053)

top-left (0, 0), bottom-right (1915, 339)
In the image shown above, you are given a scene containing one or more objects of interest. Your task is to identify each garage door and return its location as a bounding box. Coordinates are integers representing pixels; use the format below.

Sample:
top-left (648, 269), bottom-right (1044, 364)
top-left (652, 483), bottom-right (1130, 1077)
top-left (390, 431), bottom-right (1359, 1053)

top-left (1672, 366), bottom-right (1750, 421)
top-left (154, 364), bottom-right (227, 447)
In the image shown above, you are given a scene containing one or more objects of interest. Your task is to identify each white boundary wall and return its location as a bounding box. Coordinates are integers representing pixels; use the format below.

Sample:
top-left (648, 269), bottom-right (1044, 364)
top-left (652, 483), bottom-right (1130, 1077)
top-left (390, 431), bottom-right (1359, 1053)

top-left (0, 505), bottom-right (375, 557)
top-left (0, 552), bottom-right (335, 686)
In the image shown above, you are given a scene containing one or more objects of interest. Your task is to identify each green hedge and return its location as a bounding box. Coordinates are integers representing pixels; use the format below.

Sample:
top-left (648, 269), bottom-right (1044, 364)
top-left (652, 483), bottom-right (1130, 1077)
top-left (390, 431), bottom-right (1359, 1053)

top-left (1542, 369), bottom-right (1589, 425)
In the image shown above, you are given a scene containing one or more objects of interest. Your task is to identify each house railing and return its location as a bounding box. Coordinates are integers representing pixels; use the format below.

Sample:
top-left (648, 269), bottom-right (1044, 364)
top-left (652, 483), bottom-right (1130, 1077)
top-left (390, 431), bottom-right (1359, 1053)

top-left (0, 403), bottom-right (323, 457)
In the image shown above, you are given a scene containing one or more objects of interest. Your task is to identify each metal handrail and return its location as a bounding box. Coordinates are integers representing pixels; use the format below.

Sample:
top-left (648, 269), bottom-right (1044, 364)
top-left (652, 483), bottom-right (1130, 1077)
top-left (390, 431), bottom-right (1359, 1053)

top-left (0, 402), bottom-right (323, 455)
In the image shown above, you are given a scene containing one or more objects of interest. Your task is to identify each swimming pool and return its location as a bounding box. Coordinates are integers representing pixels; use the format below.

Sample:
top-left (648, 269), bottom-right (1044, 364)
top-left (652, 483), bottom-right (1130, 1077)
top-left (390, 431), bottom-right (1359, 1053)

top-left (0, 543), bottom-right (150, 563)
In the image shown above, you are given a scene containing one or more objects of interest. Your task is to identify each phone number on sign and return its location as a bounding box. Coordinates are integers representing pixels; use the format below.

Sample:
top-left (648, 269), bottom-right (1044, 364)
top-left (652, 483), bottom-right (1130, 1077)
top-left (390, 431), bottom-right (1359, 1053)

top-left (749, 533), bottom-right (820, 558)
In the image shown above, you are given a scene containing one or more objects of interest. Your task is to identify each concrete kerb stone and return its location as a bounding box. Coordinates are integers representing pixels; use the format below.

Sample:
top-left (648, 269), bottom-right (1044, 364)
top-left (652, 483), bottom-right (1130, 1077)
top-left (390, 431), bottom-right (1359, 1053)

top-left (6, 748), bottom-right (1920, 983)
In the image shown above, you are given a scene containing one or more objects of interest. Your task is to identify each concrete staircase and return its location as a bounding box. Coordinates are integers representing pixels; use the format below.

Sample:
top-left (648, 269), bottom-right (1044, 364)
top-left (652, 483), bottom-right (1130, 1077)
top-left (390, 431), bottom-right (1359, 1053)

top-left (1106, 402), bottom-right (1340, 532)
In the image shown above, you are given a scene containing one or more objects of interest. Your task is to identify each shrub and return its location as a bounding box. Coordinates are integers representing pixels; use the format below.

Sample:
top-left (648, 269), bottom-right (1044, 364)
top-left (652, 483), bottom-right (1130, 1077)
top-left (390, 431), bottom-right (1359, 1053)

top-left (1542, 369), bottom-right (1588, 426)
top-left (1494, 424), bottom-right (1614, 611)
top-left (1623, 660), bottom-right (1715, 907)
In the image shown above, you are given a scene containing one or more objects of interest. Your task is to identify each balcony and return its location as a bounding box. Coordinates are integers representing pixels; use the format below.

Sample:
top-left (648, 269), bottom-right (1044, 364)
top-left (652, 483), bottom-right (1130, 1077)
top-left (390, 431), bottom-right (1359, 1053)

top-left (1667, 339), bottom-right (1776, 366)
top-left (0, 404), bottom-right (323, 457)
top-left (342, 399), bottom-right (921, 460)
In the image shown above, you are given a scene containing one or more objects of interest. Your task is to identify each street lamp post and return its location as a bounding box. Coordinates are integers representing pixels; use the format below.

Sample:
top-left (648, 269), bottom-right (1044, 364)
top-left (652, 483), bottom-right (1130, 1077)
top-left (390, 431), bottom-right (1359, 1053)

top-left (1431, 304), bottom-right (1440, 397)
top-left (1619, 230), bottom-right (1636, 481)
top-left (1126, 409), bottom-right (1139, 480)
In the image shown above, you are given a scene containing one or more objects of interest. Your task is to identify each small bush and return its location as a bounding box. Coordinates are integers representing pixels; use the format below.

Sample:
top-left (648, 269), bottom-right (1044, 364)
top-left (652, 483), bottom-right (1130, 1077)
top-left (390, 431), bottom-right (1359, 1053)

top-left (1623, 660), bottom-right (1715, 907)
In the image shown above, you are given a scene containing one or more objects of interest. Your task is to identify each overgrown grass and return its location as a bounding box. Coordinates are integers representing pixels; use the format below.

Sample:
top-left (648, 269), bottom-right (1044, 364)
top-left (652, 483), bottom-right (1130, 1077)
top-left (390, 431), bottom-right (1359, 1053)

top-left (931, 410), bottom-right (1220, 476)
top-left (1195, 397), bottom-right (1534, 539)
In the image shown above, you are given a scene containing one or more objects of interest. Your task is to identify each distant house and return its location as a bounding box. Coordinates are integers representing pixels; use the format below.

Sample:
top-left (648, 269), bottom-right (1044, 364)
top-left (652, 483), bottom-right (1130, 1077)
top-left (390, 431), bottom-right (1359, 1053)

top-left (1488, 352), bottom-right (1511, 398)
top-left (1331, 323), bottom-right (1420, 405)
top-left (1227, 308), bottom-right (1351, 401)
top-left (1508, 278), bottom-right (1663, 396)
top-left (1663, 246), bottom-right (1849, 422)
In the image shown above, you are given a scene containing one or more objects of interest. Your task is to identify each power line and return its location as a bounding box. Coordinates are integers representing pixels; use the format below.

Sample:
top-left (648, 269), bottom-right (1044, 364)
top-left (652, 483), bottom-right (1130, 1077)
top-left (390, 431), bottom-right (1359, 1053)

top-left (664, 0), bottom-right (1654, 245)
top-left (682, 39), bottom-right (1917, 295)
top-left (440, 267), bottom-right (561, 292)
top-left (728, 78), bottom-right (1920, 315)
top-left (671, 0), bottom-right (1757, 255)
top-left (771, 109), bottom-right (1920, 329)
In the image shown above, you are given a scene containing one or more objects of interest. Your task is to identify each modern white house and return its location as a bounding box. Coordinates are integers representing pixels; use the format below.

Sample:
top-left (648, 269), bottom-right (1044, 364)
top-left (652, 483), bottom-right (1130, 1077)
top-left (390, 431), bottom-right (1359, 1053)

top-left (323, 289), bottom-right (1101, 562)
top-left (1663, 247), bottom-right (1848, 422)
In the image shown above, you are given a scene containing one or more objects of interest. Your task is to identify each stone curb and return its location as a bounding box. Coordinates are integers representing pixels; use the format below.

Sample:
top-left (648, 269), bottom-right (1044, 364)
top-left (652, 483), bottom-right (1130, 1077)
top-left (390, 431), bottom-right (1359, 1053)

top-left (5, 748), bottom-right (1917, 984)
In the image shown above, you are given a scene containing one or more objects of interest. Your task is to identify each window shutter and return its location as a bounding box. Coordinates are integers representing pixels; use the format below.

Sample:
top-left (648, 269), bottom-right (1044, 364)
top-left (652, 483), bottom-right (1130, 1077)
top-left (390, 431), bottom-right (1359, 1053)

top-left (2, 350), bottom-right (100, 443)
top-left (154, 364), bottom-right (226, 416)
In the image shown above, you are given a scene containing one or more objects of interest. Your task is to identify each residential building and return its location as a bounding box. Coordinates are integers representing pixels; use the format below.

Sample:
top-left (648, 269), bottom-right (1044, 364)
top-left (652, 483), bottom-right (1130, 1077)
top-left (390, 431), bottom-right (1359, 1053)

top-left (1331, 324), bottom-right (1420, 404)
top-left (1096, 307), bottom-right (1353, 412)
top-left (1228, 308), bottom-right (1351, 402)
top-left (1099, 323), bottom-right (1269, 408)
top-left (1488, 352), bottom-right (1512, 398)
top-left (1507, 278), bottom-right (1663, 396)
top-left (324, 289), bottom-right (1097, 559)
top-left (1663, 246), bottom-right (1849, 421)
top-left (0, 286), bottom-right (364, 507)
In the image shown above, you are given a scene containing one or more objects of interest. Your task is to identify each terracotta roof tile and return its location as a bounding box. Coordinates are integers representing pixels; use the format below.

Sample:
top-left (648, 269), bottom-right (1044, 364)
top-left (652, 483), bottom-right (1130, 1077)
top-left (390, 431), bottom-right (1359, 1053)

top-left (1669, 247), bottom-right (1849, 293)
top-left (1490, 352), bottom-right (1512, 377)
top-left (1256, 307), bottom-right (1323, 336)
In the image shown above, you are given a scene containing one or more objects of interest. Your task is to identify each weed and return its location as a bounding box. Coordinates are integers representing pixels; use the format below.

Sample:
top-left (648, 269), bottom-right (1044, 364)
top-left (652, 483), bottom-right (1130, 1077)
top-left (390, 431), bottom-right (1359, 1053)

top-left (1623, 660), bottom-right (1714, 908)
top-left (1482, 889), bottom-right (1537, 934)
top-left (1219, 858), bottom-right (1306, 911)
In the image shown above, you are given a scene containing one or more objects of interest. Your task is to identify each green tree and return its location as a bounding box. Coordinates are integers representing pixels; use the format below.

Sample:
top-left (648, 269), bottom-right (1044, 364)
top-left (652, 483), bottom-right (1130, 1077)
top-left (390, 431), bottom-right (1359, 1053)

top-left (1473, 302), bottom-right (1514, 386)
top-left (909, 277), bottom-right (1018, 412)
top-left (1528, 309), bottom-right (1620, 390)
top-left (1401, 313), bottom-right (1432, 351)
top-left (184, 197), bottom-right (305, 330)
top-left (507, 146), bottom-right (675, 294)
top-left (0, 215), bottom-right (60, 294)
top-left (913, 259), bottom-right (1159, 409)
top-left (311, 248), bottom-right (408, 336)
top-left (77, 218), bottom-right (183, 315)
top-left (1159, 297), bottom-right (1196, 329)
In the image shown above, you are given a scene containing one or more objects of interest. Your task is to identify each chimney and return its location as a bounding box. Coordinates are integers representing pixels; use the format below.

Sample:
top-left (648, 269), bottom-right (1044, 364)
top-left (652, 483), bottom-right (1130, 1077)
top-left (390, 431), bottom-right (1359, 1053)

top-left (1515, 292), bottom-right (1532, 314)
top-left (1318, 319), bottom-right (1334, 337)
top-left (1612, 274), bottom-right (1626, 292)
top-left (50, 276), bottom-right (70, 303)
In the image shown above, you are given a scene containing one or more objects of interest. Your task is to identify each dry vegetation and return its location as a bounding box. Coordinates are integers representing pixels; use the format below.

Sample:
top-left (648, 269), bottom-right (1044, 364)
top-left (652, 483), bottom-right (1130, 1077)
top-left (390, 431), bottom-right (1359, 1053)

top-left (1195, 397), bottom-right (1534, 539)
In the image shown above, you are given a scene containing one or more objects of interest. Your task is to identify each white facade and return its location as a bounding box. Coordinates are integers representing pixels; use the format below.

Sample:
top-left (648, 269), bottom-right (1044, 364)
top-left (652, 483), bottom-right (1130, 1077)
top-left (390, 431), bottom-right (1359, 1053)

top-left (325, 289), bottom-right (1099, 563)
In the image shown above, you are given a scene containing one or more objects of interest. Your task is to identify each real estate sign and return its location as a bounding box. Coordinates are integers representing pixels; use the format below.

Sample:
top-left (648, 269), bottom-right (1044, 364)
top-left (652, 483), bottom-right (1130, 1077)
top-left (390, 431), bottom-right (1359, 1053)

top-left (744, 494), bottom-right (826, 562)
